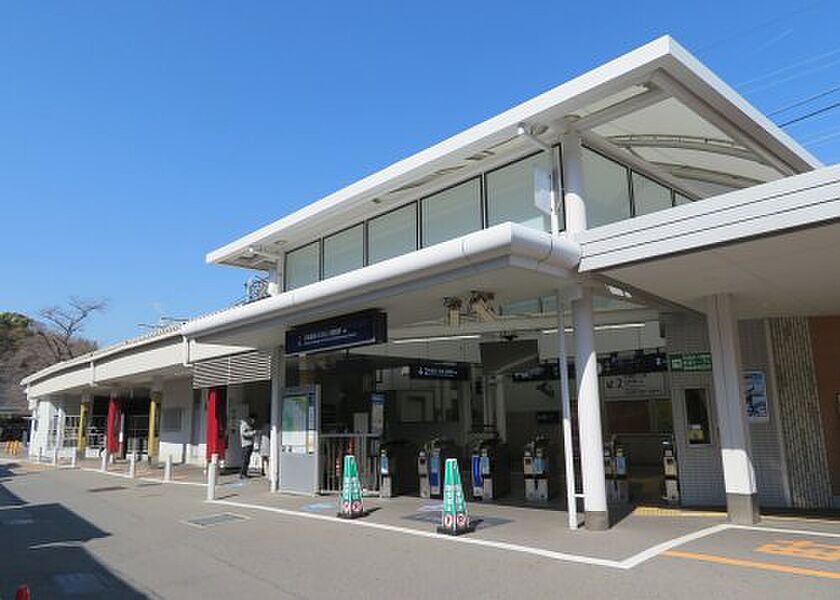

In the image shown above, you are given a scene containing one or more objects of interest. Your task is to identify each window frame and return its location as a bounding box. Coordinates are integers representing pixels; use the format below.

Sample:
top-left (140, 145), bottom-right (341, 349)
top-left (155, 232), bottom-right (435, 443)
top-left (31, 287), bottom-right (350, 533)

top-left (419, 176), bottom-right (483, 248)
top-left (322, 222), bottom-right (366, 279)
top-left (365, 201), bottom-right (419, 265)
top-left (283, 240), bottom-right (321, 292)
top-left (483, 149), bottom-right (559, 233)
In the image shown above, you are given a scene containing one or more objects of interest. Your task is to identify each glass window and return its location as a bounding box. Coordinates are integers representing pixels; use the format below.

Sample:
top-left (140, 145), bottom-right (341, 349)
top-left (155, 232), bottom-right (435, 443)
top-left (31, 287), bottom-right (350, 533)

top-left (581, 148), bottom-right (631, 227)
top-left (684, 388), bottom-right (711, 445)
top-left (367, 204), bottom-right (417, 264)
top-left (421, 179), bottom-right (482, 246)
top-left (674, 192), bottom-right (692, 206)
top-left (285, 242), bottom-right (320, 291)
top-left (632, 172), bottom-right (673, 216)
top-left (323, 224), bottom-right (364, 279)
top-left (486, 152), bottom-right (553, 232)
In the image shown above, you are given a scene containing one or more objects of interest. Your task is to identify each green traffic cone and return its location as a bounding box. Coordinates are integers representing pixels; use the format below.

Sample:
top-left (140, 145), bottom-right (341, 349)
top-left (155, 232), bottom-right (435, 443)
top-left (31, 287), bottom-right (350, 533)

top-left (338, 455), bottom-right (366, 519)
top-left (437, 458), bottom-right (474, 535)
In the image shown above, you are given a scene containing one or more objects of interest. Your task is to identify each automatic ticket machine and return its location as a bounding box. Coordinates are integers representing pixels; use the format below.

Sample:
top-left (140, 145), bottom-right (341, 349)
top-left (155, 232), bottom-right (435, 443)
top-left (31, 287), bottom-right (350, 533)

top-left (418, 438), bottom-right (458, 499)
top-left (379, 440), bottom-right (418, 498)
top-left (523, 436), bottom-right (552, 503)
top-left (604, 437), bottom-right (629, 504)
top-left (470, 434), bottom-right (510, 501)
top-left (662, 437), bottom-right (680, 504)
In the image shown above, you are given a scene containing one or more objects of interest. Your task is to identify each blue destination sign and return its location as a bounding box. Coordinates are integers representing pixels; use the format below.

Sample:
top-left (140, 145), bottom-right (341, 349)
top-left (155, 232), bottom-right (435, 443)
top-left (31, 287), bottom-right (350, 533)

top-left (410, 363), bottom-right (470, 380)
top-left (285, 310), bottom-right (387, 355)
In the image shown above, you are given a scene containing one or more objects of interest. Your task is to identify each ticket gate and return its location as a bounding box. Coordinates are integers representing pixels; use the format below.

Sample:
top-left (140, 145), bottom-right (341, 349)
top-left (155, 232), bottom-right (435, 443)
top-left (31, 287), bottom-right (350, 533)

top-left (662, 438), bottom-right (680, 504)
top-left (604, 439), bottom-right (629, 504)
top-left (379, 440), bottom-right (417, 498)
top-left (470, 437), bottom-right (510, 501)
top-left (523, 437), bottom-right (551, 503)
top-left (418, 438), bottom-right (458, 499)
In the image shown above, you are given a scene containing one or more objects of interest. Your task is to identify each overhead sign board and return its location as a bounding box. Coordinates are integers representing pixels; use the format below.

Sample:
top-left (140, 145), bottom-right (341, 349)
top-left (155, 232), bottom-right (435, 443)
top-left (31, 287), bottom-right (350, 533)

top-left (409, 363), bottom-right (470, 381)
top-left (285, 310), bottom-right (387, 356)
top-left (669, 352), bottom-right (713, 372)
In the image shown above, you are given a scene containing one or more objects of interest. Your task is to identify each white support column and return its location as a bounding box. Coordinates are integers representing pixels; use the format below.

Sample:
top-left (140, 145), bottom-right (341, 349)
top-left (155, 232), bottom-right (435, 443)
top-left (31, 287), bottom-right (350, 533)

top-left (561, 125), bottom-right (587, 235)
top-left (269, 346), bottom-right (285, 492)
top-left (706, 294), bottom-right (760, 524)
top-left (563, 125), bottom-right (608, 530)
top-left (267, 259), bottom-right (283, 296)
top-left (573, 287), bottom-right (609, 530)
top-left (55, 398), bottom-right (66, 457)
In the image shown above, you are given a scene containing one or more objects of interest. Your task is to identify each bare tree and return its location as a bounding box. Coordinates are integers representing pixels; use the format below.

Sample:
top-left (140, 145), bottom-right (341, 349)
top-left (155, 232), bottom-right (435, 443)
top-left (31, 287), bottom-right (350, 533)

top-left (37, 297), bottom-right (106, 362)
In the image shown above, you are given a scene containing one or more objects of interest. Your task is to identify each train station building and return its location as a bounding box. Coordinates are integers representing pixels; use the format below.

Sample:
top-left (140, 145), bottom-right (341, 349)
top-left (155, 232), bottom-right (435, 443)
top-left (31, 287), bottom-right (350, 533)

top-left (21, 36), bottom-right (840, 530)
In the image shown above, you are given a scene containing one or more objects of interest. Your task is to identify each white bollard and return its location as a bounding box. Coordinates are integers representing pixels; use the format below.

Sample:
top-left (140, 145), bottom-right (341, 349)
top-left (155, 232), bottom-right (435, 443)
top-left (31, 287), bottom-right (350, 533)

top-left (207, 459), bottom-right (218, 501)
top-left (164, 455), bottom-right (173, 482)
top-left (52, 447), bottom-right (59, 466)
top-left (101, 451), bottom-right (108, 472)
top-left (70, 453), bottom-right (77, 468)
top-left (128, 453), bottom-right (136, 479)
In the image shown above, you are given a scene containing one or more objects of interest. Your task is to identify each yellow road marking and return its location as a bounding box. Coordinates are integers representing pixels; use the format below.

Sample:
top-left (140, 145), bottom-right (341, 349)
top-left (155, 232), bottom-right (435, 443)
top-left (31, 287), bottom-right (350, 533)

top-left (757, 539), bottom-right (840, 562)
top-left (663, 550), bottom-right (840, 580)
top-left (633, 506), bottom-right (725, 518)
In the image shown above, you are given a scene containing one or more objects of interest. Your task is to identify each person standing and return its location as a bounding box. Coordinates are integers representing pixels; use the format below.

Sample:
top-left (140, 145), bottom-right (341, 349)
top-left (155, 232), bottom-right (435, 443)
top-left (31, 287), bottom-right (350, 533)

top-left (239, 413), bottom-right (256, 479)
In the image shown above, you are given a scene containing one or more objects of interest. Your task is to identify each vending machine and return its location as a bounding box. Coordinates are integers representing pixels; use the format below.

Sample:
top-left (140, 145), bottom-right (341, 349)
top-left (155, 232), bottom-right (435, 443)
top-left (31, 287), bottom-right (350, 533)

top-left (662, 438), bottom-right (680, 504)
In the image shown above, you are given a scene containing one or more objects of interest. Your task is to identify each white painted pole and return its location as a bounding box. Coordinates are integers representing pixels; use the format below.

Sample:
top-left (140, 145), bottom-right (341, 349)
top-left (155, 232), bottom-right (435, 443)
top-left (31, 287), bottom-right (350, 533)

top-left (128, 452), bottom-right (136, 479)
top-left (573, 288), bottom-right (609, 530)
top-left (707, 293), bottom-right (760, 524)
top-left (101, 451), bottom-right (108, 472)
top-left (556, 294), bottom-right (578, 530)
top-left (269, 347), bottom-right (285, 493)
top-left (207, 453), bottom-right (218, 501)
top-left (164, 454), bottom-right (173, 482)
top-left (70, 452), bottom-right (77, 469)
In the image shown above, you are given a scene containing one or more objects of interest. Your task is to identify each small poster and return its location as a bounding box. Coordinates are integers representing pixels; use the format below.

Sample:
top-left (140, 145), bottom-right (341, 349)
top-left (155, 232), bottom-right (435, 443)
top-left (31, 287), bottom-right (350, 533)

top-left (370, 393), bottom-right (385, 436)
top-left (743, 370), bottom-right (769, 423)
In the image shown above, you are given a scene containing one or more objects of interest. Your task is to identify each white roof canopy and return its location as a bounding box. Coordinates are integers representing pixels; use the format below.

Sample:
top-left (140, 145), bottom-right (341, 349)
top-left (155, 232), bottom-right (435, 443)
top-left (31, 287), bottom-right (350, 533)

top-left (208, 35), bottom-right (820, 271)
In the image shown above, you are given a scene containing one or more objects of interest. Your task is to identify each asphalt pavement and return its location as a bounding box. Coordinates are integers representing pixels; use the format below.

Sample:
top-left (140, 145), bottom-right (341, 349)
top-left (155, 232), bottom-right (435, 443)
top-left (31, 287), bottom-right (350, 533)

top-left (1, 459), bottom-right (838, 599)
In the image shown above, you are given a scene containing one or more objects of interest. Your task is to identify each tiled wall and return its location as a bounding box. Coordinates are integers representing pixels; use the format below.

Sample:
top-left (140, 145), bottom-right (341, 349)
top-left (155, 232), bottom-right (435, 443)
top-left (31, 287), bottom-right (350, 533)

top-left (768, 317), bottom-right (832, 509)
top-left (663, 314), bottom-right (790, 508)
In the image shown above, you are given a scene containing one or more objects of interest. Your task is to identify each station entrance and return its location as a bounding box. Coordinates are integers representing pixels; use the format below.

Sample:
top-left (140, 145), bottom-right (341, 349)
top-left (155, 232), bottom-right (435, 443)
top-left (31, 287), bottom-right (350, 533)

top-left (282, 303), bottom-right (678, 510)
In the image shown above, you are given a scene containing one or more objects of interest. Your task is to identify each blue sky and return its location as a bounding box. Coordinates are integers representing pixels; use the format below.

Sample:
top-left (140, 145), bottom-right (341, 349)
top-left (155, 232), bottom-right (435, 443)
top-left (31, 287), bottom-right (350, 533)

top-left (2, 1), bottom-right (839, 346)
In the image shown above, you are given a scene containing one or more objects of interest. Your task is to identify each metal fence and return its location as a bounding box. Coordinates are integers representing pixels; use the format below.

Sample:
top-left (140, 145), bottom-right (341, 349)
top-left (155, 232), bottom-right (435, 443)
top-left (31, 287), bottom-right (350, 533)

top-left (320, 434), bottom-right (380, 494)
top-left (86, 416), bottom-right (107, 450)
top-left (126, 415), bottom-right (149, 455)
top-left (62, 415), bottom-right (80, 448)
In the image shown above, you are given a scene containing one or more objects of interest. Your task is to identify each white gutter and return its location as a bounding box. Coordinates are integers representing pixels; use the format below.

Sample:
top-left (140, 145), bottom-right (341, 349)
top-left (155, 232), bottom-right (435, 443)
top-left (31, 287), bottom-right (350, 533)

top-left (184, 223), bottom-right (581, 340)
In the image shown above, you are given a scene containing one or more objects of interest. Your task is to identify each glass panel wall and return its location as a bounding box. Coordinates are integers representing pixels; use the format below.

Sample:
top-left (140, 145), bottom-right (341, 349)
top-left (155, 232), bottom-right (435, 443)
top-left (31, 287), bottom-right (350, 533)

top-left (367, 204), bottom-right (417, 264)
top-left (285, 242), bottom-right (320, 291)
top-left (632, 172), bottom-right (673, 216)
top-left (486, 152), bottom-right (553, 232)
top-left (581, 147), bottom-right (631, 227)
top-left (421, 178), bottom-right (482, 247)
top-left (323, 224), bottom-right (364, 279)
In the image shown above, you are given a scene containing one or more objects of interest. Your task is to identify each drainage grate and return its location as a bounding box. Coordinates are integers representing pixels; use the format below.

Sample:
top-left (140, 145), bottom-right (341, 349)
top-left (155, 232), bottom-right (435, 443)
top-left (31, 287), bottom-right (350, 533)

top-left (87, 486), bottom-right (127, 493)
top-left (185, 512), bottom-right (249, 528)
